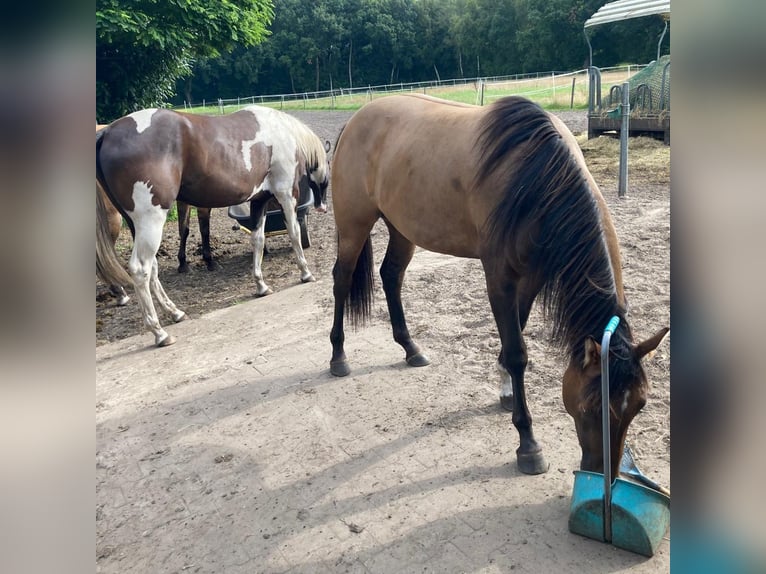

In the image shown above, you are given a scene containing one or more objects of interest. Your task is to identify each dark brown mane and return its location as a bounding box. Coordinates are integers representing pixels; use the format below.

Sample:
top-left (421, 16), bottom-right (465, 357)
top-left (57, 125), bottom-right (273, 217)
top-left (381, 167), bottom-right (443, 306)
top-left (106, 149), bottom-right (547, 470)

top-left (476, 96), bottom-right (630, 368)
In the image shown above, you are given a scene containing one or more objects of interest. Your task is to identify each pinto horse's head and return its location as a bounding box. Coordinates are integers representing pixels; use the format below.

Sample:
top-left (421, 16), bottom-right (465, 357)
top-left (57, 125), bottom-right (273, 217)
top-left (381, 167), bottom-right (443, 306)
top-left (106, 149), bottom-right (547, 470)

top-left (562, 327), bottom-right (669, 478)
top-left (307, 139), bottom-right (331, 213)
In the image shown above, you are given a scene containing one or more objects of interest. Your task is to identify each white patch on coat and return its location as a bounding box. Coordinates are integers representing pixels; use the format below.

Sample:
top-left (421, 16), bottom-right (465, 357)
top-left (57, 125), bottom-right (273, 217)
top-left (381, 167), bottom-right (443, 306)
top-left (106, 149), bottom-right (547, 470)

top-left (128, 109), bottom-right (159, 134)
top-left (242, 106), bottom-right (298, 202)
top-left (241, 139), bottom-right (257, 172)
top-left (127, 181), bottom-right (168, 230)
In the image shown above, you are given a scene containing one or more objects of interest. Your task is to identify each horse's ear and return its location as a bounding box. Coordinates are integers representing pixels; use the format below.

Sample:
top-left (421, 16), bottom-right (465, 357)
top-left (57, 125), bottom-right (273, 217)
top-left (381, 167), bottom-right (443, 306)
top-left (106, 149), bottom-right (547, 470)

top-left (325, 140), bottom-right (331, 153)
top-left (582, 337), bottom-right (601, 374)
top-left (635, 327), bottom-right (669, 360)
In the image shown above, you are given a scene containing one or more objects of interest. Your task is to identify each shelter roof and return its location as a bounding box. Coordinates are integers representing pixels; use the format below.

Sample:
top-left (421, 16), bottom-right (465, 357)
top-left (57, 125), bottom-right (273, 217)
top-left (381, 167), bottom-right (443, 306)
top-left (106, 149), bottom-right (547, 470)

top-left (584, 0), bottom-right (670, 29)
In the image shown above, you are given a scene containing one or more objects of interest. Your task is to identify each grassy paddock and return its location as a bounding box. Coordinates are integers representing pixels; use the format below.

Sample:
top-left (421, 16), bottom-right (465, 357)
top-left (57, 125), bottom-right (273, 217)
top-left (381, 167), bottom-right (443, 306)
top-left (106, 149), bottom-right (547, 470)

top-left (178, 67), bottom-right (643, 115)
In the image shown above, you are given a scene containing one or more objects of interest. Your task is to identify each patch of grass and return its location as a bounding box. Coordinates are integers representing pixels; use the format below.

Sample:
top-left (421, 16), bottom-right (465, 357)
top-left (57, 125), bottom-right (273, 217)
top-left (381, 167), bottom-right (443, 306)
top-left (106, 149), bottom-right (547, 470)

top-left (177, 68), bottom-right (643, 115)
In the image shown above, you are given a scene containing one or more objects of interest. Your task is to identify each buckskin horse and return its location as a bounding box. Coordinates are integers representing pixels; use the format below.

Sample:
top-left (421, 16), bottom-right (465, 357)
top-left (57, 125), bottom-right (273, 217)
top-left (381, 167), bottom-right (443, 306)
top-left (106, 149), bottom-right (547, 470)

top-left (329, 94), bottom-right (668, 477)
top-left (96, 107), bottom-right (330, 346)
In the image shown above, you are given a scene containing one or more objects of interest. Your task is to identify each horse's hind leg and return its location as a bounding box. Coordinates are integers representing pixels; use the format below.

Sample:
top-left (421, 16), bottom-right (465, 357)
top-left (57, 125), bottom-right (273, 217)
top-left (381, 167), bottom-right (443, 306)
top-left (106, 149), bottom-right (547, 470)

top-left (109, 284), bottom-right (130, 306)
top-left (149, 257), bottom-right (187, 324)
top-left (484, 265), bottom-right (548, 475)
top-left (197, 208), bottom-right (217, 270)
top-left (128, 203), bottom-right (181, 347)
top-left (380, 222), bottom-right (429, 367)
top-left (330, 219), bottom-right (378, 377)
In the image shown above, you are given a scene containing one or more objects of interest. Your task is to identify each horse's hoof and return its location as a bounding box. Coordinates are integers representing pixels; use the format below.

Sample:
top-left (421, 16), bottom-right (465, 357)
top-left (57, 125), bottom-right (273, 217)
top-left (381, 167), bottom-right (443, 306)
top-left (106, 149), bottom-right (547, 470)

top-left (255, 285), bottom-right (273, 297)
top-left (173, 312), bottom-right (188, 323)
top-left (406, 352), bottom-right (430, 367)
top-left (206, 261), bottom-right (219, 271)
top-left (500, 394), bottom-right (514, 412)
top-left (517, 451), bottom-right (549, 475)
top-left (116, 295), bottom-right (130, 306)
top-left (301, 273), bottom-right (316, 283)
top-left (178, 264), bottom-right (190, 274)
top-left (157, 334), bottom-right (176, 347)
top-left (330, 360), bottom-right (351, 377)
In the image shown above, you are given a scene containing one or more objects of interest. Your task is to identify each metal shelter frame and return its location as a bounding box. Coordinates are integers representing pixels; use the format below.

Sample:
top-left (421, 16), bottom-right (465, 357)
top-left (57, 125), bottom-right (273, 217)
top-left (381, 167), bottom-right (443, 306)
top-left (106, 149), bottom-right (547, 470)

top-left (584, 0), bottom-right (671, 143)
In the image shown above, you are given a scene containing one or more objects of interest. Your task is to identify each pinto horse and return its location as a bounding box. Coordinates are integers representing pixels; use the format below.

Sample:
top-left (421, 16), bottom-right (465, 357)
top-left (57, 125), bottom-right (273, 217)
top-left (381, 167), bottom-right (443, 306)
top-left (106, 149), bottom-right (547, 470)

top-left (329, 94), bottom-right (668, 478)
top-left (96, 123), bottom-right (215, 309)
top-left (96, 106), bottom-right (330, 346)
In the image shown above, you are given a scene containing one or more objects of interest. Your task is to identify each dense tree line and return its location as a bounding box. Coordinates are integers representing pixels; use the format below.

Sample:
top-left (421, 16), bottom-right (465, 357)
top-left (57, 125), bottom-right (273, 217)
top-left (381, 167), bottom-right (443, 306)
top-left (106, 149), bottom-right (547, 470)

top-left (176, 0), bottom-right (669, 104)
top-left (96, 0), bottom-right (669, 119)
top-left (97, 0), bottom-right (274, 121)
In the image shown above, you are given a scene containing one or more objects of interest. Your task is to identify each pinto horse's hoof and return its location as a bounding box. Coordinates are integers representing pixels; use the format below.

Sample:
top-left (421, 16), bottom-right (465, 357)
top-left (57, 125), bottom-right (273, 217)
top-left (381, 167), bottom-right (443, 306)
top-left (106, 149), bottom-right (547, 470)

top-left (405, 352), bottom-right (430, 368)
top-left (206, 260), bottom-right (219, 271)
top-left (173, 312), bottom-right (188, 323)
top-left (330, 360), bottom-right (351, 377)
top-left (301, 273), bottom-right (316, 283)
top-left (157, 334), bottom-right (177, 347)
top-left (255, 287), bottom-right (273, 297)
top-left (500, 394), bottom-right (514, 412)
top-left (517, 451), bottom-right (549, 475)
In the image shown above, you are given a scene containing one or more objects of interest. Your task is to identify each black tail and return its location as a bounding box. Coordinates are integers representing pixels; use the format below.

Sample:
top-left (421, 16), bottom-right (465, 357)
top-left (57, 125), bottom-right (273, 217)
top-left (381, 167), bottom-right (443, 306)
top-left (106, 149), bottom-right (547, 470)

top-left (346, 236), bottom-right (374, 328)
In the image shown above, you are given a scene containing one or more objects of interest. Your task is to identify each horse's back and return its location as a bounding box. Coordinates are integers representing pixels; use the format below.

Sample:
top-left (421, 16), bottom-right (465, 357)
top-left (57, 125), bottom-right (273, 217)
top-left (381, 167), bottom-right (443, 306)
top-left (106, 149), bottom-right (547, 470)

top-left (97, 108), bottom-right (275, 209)
top-left (333, 95), bottom-right (490, 257)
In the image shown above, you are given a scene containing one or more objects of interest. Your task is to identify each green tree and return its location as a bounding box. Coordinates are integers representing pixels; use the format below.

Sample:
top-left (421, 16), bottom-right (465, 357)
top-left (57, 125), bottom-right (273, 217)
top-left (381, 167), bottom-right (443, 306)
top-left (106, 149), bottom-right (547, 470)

top-left (450, 0), bottom-right (518, 77)
top-left (97, 0), bottom-right (274, 121)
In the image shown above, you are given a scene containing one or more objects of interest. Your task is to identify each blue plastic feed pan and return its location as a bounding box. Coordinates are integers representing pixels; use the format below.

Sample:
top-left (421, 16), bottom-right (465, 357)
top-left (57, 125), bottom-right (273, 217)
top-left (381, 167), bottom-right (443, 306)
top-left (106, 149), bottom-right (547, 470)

top-left (568, 316), bottom-right (670, 557)
top-left (569, 470), bottom-right (670, 556)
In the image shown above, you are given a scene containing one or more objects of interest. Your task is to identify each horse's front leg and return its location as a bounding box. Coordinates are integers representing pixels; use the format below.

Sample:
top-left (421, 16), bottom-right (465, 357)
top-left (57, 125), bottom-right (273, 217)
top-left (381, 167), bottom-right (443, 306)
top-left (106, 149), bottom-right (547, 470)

top-left (249, 199), bottom-right (272, 296)
top-left (485, 266), bottom-right (549, 475)
top-left (278, 194), bottom-right (315, 283)
top-left (176, 201), bottom-right (192, 273)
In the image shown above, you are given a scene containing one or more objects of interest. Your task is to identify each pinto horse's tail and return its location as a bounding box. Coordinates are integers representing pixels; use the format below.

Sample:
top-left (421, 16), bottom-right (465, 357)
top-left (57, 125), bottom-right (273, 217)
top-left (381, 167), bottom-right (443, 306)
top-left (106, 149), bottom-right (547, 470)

top-left (96, 130), bottom-right (132, 289)
top-left (344, 235), bottom-right (374, 328)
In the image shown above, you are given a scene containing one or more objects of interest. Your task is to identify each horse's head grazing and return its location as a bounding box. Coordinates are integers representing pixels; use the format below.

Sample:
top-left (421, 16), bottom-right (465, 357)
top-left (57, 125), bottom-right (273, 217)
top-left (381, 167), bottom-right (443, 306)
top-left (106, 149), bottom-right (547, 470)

top-left (307, 140), bottom-right (331, 213)
top-left (562, 327), bottom-right (669, 478)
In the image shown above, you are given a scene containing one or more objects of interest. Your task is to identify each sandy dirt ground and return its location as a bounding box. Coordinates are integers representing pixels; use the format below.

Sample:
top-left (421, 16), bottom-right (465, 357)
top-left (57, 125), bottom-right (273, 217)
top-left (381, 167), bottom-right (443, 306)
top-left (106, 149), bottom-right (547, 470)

top-left (96, 109), bottom-right (670, 573)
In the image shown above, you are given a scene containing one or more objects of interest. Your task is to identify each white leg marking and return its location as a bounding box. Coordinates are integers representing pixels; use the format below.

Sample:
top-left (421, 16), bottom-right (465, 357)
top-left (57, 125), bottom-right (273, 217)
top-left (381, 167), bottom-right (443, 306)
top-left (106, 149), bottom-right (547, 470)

top-left (273, 190), bottom-right (313, 281)
top-left (149, 257), bottom-right (186, 321)
top-left (498, 362), bottom-right (513, 398)
top-left (126, 181), bottom-right (175, 344)
top-left (249, 210), bottom-right (271, 295)
top-left (128, 109), bottom-right (159, 134)
top-left (621, 390), bottom-right (631, 414)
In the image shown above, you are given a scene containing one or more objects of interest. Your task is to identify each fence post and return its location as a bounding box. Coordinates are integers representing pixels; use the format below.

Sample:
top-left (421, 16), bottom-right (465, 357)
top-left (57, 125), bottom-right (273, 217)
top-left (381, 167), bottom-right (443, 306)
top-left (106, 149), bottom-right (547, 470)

top-left (552, 72), bottom-right (556, 105)
top-left (480, 80), bottom-right (485, 106)
top-left (570, 76), bottom-right (576, 109)
top-left (619, 82), bottom-right (629, 197)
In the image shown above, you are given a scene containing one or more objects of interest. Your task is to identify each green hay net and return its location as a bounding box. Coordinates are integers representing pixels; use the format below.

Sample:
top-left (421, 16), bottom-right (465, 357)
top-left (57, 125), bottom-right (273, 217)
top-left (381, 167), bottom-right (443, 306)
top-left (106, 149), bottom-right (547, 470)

top-left (606, 55), bottom-right (670, 112)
